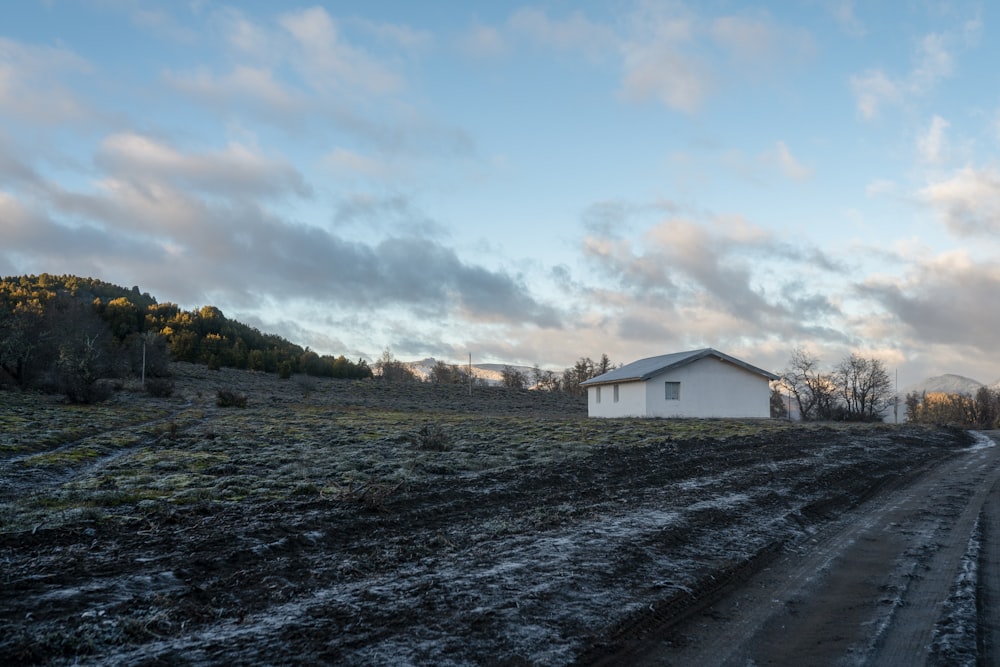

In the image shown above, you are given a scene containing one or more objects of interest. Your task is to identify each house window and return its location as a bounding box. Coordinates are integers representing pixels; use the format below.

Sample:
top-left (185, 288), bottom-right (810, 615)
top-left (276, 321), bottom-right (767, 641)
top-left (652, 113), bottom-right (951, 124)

top-left (613, 384), bottom-right (620, 402)
top-left (664, 381), bottom-right (681, 400)
top-left (595, 386), bottom-right (601, 403)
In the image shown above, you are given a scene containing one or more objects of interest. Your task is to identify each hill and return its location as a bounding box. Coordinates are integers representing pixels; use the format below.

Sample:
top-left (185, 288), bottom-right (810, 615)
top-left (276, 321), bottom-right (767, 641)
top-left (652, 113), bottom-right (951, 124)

top-left (0, 274), bottom-right (371, 399)
top-left (901, 373), bottom-right (984, 397)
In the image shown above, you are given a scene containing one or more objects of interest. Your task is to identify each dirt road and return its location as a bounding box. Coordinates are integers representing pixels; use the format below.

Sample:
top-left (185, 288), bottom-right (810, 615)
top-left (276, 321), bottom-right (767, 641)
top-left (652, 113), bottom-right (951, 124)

top-left (619, 431), bottom-right (1000, 666)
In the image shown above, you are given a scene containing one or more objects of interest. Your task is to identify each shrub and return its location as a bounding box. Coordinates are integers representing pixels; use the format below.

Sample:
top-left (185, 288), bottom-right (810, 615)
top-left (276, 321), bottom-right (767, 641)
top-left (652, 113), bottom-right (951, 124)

top-left (216, 389), bottom-right (247, 408)
top-left (145, 377), bottom-right (174, 398)
top-left (410, 423), bottom-right (450, 451)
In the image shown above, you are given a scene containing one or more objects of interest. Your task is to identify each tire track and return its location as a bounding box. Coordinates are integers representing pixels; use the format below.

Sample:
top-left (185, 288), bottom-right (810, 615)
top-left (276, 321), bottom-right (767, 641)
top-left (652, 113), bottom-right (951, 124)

top-left (621, 432), bottom-right (1000, 666)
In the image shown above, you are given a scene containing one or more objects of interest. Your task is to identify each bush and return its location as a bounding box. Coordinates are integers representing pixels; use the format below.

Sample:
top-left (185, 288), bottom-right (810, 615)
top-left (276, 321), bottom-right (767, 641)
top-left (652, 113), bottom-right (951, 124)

top-left (409, 423), bottom-right (450, 451)
top-left (145, 377), bottom-right (174, 398)
top-left (216, 389), bottom-right (247, 408)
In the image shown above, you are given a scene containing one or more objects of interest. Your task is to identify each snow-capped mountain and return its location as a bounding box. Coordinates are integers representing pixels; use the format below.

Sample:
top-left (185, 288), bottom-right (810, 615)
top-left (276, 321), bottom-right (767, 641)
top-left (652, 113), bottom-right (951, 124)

top-left (900, 373), bottom-right (985, 397)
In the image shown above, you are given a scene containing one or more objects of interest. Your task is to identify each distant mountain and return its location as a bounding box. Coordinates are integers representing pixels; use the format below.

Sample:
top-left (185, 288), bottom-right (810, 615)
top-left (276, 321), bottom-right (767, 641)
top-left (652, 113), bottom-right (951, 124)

top-left (901, 374), bottom-right (984, 397)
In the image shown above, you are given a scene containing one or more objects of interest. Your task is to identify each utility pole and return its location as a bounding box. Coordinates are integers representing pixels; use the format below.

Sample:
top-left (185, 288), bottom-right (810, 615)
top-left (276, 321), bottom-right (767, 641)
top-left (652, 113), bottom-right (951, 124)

top-left (468, 353), bottom-right (473, 396)
top-left (895, 368), bottom-right (899, 424)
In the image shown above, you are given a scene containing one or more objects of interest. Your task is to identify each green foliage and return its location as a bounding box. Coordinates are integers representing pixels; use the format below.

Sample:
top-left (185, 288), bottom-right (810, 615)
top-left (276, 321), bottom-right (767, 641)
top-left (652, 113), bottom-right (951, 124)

top-left (559, 355), bottom-right (614, 396)
top-left (0, 274), bottom-right (373, 394)
top-left (216, 389), bottom-right (247, 408)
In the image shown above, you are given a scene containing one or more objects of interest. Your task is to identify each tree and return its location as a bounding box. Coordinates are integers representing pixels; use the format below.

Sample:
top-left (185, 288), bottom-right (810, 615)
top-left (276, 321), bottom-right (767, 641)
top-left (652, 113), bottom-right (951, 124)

top-left (375, 348), bottom-right (417, 383)
top-left (429, 361), bottom-right (468, 384)
top-left (595, 353), bottom-right (614, 376)
top-left (770, 385), bottom-right (788, 419)
top-left (782, 349), bottom-right (836, 420)
top-left (501, 365), bottom-right (527, 389)
top-left (833, 354), bottom-right (894, 421)
top-left (974, 386), bottom-right (999, 429)
top-left (905, 391), bottom-right (922, 423)
top-left (48, 296), bottom-right (118, 403)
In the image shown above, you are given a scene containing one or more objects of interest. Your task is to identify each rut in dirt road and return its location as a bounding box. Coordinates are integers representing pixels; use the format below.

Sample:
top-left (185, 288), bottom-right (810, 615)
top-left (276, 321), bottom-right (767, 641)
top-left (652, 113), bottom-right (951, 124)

top-left (625, 431), bottom-right (1000, 667)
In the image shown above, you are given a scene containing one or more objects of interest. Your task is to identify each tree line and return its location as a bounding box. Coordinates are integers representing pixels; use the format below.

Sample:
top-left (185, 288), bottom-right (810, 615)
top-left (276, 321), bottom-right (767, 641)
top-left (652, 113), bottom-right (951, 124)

top-left (0, 274), bottom-right (371, 401)
top-left (904, 387), bottom-right (1000, 428)
top-left (777, 348), bottom-right (896, 422)
top-left (373, 349), bottom-right (616, 395)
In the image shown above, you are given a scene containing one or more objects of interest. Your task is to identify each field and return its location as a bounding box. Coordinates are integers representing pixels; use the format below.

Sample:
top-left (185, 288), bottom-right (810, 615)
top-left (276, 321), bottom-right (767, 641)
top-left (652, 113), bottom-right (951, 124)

top-left (0, 364), bottom-right (970, 665)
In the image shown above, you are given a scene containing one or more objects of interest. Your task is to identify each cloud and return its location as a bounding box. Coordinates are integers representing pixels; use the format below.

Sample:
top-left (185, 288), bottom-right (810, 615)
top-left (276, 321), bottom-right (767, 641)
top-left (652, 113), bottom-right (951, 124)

top-left (771, 141), bottom-right (813, 181)
top-left (129, 6), bottom-right (197, 43)
top-left (850, 31), bottom-right (954, 119)
top-left (580, 212), bottom-right (844, 346)
top-left (5, 146), bottom-right (559, 329)
top-left (164, 65), bottom-right (304, 116)
top-left (829, 0), bottom-right (865, 37)
top-left (279, 6), bottom-right (402, 96)
top-left (618, 6), bottom-right (814, 112)
top-left (353, 18), bottom-right (433, 49)
top-left (458, 23), bottom-right (508, 58)
top-left (919, 166), bottom-right (1000, 236)
top-left (97, 132), bottom-right (312, 199)
top-left (0, 37), bottom-right (93, 125)
top-left (917, 115), bottom-right (950, 163)
top-left (858, 251), bottom-right (1000, 352)
top-left (617, 7), bottom-right (707, 113)
top-left (508, 8), bottom-right (616, 59)
top-left (709, 14), bottom-right (815, 70)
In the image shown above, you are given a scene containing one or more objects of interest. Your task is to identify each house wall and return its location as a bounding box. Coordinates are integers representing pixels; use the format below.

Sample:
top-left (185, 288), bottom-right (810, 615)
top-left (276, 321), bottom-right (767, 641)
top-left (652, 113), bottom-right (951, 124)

top-left (586, 380), bottom-right (646, 417)
top-left (586, 355), bottom-right (774, 419)
top-left (643, 356), bottom-right (771, 418)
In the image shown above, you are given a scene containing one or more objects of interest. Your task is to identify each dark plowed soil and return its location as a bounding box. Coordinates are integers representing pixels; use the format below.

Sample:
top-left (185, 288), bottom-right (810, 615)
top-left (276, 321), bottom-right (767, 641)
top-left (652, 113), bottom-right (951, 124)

top-left (0, 365), bottom-right (971, 665)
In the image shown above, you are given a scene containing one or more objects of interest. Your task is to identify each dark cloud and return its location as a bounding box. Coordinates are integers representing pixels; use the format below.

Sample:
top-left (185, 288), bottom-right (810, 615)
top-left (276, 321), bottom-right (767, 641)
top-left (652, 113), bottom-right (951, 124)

top-left (3, 179), bottom-right (561, 329)
top-left (332, 192), bottom-right (448, 237)
top-left (857, 258), bottom-right (1000, 352)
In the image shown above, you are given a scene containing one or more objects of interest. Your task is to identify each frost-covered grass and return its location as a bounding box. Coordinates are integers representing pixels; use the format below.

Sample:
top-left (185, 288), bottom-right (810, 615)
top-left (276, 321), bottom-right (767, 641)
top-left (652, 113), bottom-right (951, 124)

top-left (929, 518), bottom-right (981, 666)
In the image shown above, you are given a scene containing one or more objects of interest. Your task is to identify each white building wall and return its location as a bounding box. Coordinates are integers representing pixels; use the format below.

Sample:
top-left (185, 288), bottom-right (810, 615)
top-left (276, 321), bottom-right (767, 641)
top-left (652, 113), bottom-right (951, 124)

top-left (587, 380), bottom-right (646, 417)
top-left (643, 356), bottom-right (771, 418)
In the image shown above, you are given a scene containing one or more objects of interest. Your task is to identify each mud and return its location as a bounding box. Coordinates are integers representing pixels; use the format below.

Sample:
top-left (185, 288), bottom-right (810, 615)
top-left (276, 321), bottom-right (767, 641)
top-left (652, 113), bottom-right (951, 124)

top-left (0, 365), bottom-right (971, 665)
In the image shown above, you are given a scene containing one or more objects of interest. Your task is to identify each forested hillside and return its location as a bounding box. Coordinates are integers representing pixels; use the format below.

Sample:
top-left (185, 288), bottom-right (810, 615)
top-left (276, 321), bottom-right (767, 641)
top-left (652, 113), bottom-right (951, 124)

top-left (0, 274), bottom-right (371, 401)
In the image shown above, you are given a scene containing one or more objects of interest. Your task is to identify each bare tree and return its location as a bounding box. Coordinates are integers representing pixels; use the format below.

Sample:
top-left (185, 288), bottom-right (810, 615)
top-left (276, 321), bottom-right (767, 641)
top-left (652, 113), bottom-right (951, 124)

top-left (501, 365), bottom-right (526, 389)
top-left (833, 354), bottom-right (894, 421)
top-left (430, 361), bottom-right (469, 385)
top-left (374, 348), bottom-right (417, 383)
top-left (782, 349), bottom-right (836, 420)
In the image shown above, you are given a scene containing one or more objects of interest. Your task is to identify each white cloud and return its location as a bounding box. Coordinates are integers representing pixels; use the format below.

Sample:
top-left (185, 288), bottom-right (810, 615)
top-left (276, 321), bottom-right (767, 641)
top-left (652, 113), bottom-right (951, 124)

top-left (919, 166), bottom-right (1000, 236)
top-left (325, 148), bottom-right (392, 179)
top-left (458, 23), bottom-right (508, 58)
top-left (710, 14), bottom-right (815, 69)
top-left (917, 115), bottom-right (950, 163)
top-left (97, 132), bottom-right (312, 199)
top-left (772, 141), bottom-right (813, 181)
top-left (849, 69), bottom-right (902, 120)
top-left (829, 0), bottom-right (865, 37)
top-left (0, 37), bottom-right (93, 124)
top-left (850, 31), bottom-right (954, 120)
top-left (164, 65), bottom-right (303, 114)
top-left (508, 8), bottom-right (615, 59)
top-left (279, 6), bottom-right (402, 96)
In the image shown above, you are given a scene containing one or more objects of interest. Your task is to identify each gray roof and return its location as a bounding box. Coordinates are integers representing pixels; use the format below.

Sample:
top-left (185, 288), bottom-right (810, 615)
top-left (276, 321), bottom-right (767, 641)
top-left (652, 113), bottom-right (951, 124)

top-left (580, 348), bottom-right (779, 386)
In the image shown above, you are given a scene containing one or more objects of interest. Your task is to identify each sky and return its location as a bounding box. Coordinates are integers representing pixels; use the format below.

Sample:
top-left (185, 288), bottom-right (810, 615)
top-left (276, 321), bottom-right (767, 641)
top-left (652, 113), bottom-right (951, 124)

top-left (2, 0), bottom-right (999, 388)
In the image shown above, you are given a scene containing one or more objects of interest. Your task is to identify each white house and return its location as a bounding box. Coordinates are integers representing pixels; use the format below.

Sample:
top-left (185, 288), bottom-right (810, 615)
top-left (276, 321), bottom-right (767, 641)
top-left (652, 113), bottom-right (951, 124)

top-left (580, 348), bottom-right (779, 418)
